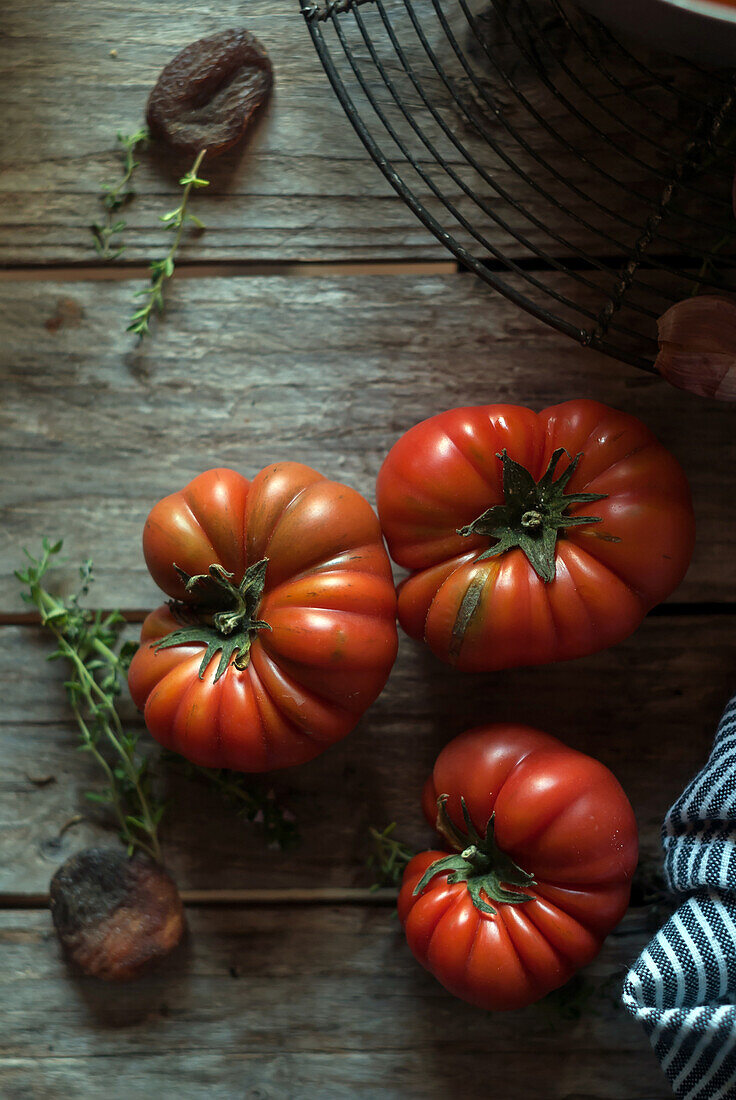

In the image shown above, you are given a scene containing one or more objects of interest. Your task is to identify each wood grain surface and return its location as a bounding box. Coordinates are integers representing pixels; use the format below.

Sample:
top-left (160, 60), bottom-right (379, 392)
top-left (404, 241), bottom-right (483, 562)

top-left (0, 908), bottom-right (670, 1099)
top-left (2, 1), bottom-right (735, 1093)
top-left (1, 271), bottom-right (733, 1098)
top-left (1, 0), bottom-right (731, 266)
top-left (1, 276), bottom-right (734, 614)
top-left (2, 615), bottom-right (733, 895)
top-left (2, 273), bottom-right (730, 1095)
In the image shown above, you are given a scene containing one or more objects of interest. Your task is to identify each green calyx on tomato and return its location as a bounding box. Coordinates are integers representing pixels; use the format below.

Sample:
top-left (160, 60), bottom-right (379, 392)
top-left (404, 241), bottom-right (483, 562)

top-left (457, 448), bottom-right (617, 583)
top-left (413, 795), bottom-right (535, 916)
top-left (153, 558), bottom-right (271, 683)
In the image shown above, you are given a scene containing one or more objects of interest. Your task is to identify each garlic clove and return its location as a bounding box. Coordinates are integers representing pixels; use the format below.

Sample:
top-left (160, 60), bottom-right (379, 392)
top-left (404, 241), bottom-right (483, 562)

top-left (655, 295), bottom-right (736, 401)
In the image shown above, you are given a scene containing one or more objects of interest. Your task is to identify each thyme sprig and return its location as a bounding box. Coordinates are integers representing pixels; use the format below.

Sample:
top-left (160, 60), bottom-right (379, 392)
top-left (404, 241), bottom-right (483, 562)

top-left (367, 823), bottom-right (414, 889)
top-left (17, 539), bottom-right (300, 858)
top-left (128, 148), bottom-right (209, 337)
top-left (91, 128), bottom-right (149, 260)
top-left (16, 540), bottom-right (164, 862)
top-left (168, 758), bottom-right (299, 851)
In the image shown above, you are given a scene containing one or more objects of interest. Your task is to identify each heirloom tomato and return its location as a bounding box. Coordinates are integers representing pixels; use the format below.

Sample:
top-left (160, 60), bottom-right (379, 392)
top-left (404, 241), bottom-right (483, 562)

top-left (398, 724), bottom-right (638, 1011)
top-left (128, 465), bottom-right (398, 772)
top-left (376, 399), bottom-right (695, 671)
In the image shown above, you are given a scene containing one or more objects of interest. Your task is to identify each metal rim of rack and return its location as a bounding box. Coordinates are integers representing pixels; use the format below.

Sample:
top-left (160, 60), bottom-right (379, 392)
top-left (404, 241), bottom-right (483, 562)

top-left (301, 0), bottom-right (736, 372)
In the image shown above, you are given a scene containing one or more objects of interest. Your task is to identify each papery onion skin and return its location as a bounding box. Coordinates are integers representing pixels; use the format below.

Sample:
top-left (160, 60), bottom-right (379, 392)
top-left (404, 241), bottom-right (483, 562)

top-left (656, 295), bottom-right (736, 401)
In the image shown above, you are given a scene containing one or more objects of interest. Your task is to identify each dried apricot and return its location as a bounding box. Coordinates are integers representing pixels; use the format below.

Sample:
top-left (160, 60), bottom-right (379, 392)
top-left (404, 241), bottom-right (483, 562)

top-left (146, 28), bottom-right (272, 157)
top-left (50, 847), bottom-right (185, 981)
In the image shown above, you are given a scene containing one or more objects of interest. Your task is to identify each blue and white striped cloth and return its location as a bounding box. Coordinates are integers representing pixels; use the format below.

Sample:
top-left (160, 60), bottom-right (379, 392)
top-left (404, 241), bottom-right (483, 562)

top-left (623, 695), bottom-right (736, 1100)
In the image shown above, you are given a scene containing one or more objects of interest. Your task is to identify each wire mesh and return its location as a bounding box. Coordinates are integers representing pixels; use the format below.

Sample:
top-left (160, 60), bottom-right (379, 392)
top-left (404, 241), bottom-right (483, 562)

top-left (301, 0), bottom-right (736, 370)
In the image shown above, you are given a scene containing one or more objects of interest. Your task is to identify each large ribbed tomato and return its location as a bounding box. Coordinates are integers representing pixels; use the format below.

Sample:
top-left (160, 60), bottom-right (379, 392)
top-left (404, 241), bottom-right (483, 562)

top-left (376, 400), bottom-right (695, 671)
top-left (398, 724), bottom-right (638, 1011)
top-left (128, 464), bottom-right (398, 772)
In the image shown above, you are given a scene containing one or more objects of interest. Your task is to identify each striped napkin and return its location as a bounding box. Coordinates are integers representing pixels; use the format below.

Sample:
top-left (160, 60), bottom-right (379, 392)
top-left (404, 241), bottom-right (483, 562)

top-left (622, 695), bottom-right (736, 1100)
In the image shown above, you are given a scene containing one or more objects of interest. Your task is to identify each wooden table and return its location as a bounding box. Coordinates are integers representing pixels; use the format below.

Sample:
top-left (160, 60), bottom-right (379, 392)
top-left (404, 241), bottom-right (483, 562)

top-left (2, 3), bottom-right (735, 1097)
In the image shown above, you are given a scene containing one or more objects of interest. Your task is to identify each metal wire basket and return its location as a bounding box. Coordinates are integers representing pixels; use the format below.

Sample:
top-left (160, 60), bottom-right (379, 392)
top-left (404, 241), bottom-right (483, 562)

top-left (301, 0), bottom-right (736, 371)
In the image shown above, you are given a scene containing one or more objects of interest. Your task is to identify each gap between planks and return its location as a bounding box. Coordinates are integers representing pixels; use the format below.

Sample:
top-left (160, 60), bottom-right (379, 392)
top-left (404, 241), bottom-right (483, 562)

top-left (0, 260), bottom-right (458, 282)
top-left (0, 256), bottom-right (708, 281)
top-left (4, 603), bottom-right (736, 627)
top-left (0, 890), bottom-right (653, 936)
top-left (0, 887), bottom-right (399, 910)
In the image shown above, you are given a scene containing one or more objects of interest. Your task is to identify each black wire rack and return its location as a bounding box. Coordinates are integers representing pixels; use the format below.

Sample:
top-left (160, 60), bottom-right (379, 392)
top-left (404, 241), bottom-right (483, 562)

top-left (301, 0), bottom-right (736, 371)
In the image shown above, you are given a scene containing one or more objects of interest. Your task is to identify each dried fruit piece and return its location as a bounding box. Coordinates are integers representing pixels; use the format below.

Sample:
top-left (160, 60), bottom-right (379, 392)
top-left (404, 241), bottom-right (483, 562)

top-left (50, 847), bottom-right (185, 981)
top-left (146, 28), bottom-right (272, 157)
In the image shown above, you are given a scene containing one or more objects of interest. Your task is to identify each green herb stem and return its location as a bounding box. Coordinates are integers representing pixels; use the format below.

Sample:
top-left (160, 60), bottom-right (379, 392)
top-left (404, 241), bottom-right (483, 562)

top-left (367, 823), bottom-right (414, 889)
top-left (16, 539), bottom-right (300, 860)
top-left (16, 540), bottom-right (163, 862)
top-left (92, 128), bottom-right (149, 260)
top-left (168, 756), bottom-right (299, 851)
top-left (128, 147), bottom-right (209, 338)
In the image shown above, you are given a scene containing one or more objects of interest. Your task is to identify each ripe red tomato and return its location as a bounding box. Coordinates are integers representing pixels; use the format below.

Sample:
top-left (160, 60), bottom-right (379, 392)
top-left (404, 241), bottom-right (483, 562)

top-left (376, 399), bottom-right (695, 670)
top-left (398, 724), bottom-right (638, 1011)
top-left (128, 465), bottom-right (398, 772)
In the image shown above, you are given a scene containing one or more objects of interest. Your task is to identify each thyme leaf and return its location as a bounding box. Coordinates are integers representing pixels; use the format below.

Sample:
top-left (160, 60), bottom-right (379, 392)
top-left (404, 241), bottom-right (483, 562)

top-left (128, 148), bottom-right (209, 338)
top-left (166, 755), bottom-right (299, 851)
top-left (16, 539), bottom-right (301, 859)
top-left (367, 823), bottom-right (414, 889)
top-left (91, 128), bottom-right (149, 260)
top-left (16, 539), bottom-right (163, 862)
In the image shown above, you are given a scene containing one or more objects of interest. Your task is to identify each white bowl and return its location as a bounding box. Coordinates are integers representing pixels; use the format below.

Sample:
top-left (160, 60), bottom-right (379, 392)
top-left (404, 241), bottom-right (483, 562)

top-left (575, 0), bottom-right (736, 66)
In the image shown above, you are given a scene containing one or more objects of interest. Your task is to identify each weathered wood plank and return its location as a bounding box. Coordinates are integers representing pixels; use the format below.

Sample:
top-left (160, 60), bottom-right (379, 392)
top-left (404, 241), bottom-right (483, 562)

top-left (0, 1053), bottom-right (668, 1100)
top-left (1, 0), bottom-right (731, 265)
top-left (0, 907), bottom-right (669, 1098)
top-left (2, 616), bottom-right (733, 894)
top-left (1, 276), bottom-right (734, 612)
